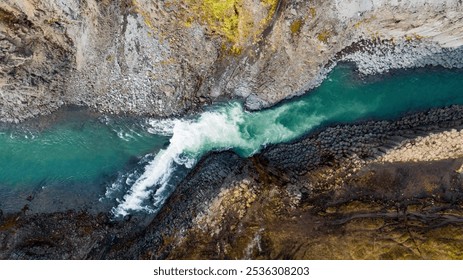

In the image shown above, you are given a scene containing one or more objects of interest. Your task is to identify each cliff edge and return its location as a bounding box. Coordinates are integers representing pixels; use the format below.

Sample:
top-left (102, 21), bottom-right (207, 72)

top-left (1, 0), bottom-right (463, 122)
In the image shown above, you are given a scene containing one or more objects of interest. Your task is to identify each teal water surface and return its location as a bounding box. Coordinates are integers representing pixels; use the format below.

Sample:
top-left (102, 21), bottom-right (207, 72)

top-left (1, 64), bottom-right (463, 214)
top-left (170, 65), bottom-right (463, 159)
top-left (112, 65), bottom-right (463, 216)
top-left (0, 115), bottom-right (168, 188)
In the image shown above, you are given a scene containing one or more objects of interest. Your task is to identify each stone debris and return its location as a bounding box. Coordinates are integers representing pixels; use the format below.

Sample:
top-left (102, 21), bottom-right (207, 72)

top-left (1, 0), bottom-right (463, 122)
top-left (343, 41), bottom-right (463, 76)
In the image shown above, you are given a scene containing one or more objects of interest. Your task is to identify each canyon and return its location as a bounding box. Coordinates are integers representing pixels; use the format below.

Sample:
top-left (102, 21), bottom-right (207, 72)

top-left (1, 0), bottom-right (463, 259)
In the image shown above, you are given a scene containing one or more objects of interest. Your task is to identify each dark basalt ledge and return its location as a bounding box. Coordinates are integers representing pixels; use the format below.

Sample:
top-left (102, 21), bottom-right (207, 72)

top-left (1, 105), bottom-right (463, 259)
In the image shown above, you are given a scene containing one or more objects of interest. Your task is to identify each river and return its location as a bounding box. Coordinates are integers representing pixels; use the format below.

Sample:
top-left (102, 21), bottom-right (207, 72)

top-left (1, 64), bottom-right (462, 215)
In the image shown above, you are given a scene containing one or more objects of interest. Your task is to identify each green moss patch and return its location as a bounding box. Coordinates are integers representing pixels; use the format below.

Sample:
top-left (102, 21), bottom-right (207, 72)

top-left (290, 19), bottom-right (303, 35)
top-left (183, 0), bottom-right (279, 54)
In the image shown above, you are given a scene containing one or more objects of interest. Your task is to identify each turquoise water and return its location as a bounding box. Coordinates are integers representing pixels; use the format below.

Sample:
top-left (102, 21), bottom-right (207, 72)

top-left (0, 115), bottom-right (169, 188)
top-left (1, 65), bottom-right (463, 215)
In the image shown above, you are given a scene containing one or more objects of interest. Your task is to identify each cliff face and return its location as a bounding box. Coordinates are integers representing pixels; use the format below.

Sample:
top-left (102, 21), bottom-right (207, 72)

top-left (1, 0), bottom-right (463, 122)
top-left (1, 0), bottom-right (220, 122)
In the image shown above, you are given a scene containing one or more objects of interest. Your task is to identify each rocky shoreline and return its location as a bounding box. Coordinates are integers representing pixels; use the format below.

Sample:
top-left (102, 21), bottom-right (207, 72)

top-left (133, 105), bottom-right (463, 259)
top-left (2, 0), bottom-right (463, 122)
top-left (342, 41), bottom-right (463, 76)
top-left (1, 105), bottom-right (463, 259)
top-left (1, 0), bottom-right (463, 260)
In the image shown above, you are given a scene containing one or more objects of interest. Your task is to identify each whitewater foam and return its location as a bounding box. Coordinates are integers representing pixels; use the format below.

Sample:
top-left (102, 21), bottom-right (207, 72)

top-left (112, 103), bottom-right (249, 216)
top-left (147, 119), bottom-right (176, 136)
top-left (111, 65), bottom-right (463, 216)
top-left (112, 101), bottom-right (325, 216)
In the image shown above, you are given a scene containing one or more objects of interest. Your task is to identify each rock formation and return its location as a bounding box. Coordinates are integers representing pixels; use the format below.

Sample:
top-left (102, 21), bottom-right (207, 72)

top-left (1, 0), bottom-right (463, 260)
top-left (1, 0), bottom-right (463, 122)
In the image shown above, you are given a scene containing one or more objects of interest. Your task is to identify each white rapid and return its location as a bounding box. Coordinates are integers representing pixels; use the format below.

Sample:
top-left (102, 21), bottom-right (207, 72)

top-left (113, 63), bottom-right (448, 216)
top-left (110, 99), bottom-right (331, 216)
top-left (112, 103), bottom-right (256, 216)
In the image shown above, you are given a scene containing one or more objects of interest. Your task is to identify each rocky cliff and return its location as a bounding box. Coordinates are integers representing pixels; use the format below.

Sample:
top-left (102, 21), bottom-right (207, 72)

top-left (1, 0), bottom-right (463, 122)
top-left (1, 0), bottom-right (463, 260)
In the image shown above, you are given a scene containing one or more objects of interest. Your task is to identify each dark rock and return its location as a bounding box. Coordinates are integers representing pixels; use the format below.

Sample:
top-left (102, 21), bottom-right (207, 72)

top-left (1, 106), bottom-right (463, 259)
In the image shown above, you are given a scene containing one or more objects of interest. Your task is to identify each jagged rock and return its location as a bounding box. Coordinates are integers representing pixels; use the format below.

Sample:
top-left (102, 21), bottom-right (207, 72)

top-left (1, 0), bottom-right (463, 122)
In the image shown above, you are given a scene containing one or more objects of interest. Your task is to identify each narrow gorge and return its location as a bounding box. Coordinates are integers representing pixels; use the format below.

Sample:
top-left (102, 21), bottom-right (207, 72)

top-left (1, 0), bottom-right (463, 259)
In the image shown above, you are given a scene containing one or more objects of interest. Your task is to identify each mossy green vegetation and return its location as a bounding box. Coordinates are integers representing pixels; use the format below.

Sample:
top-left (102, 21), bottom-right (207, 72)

top-left (290, 19), bottom-right (304, 35)
top-left (261, 0), bottom-right (279, 19)
top-left (309, 7), bottom-right (316, 17)
top-left (317, 29), bottom-right (331, 43)
top-left (130, 0), bottom-right (279, 55)
top-left (183, 0), bottom-right (279, 55)
top-left (405, 33), bottom-right (425, 41)
top-left (198, 0), bottom-right (242, 42)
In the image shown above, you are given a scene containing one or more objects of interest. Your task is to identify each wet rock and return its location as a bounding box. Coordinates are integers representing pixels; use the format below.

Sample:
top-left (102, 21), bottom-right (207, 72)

top-left (1, 104), bottom-right (463, 260)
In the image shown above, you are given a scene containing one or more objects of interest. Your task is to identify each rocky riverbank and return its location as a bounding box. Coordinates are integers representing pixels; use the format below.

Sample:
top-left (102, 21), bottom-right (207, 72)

top-left (1, 0), bottom-right (463, 260)
top-left (1, 105), bottom-right (463, 259)
top-left (148, 105), bottom-right (463, 259)
top-left (1, 0), bottom-right (463, 122)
